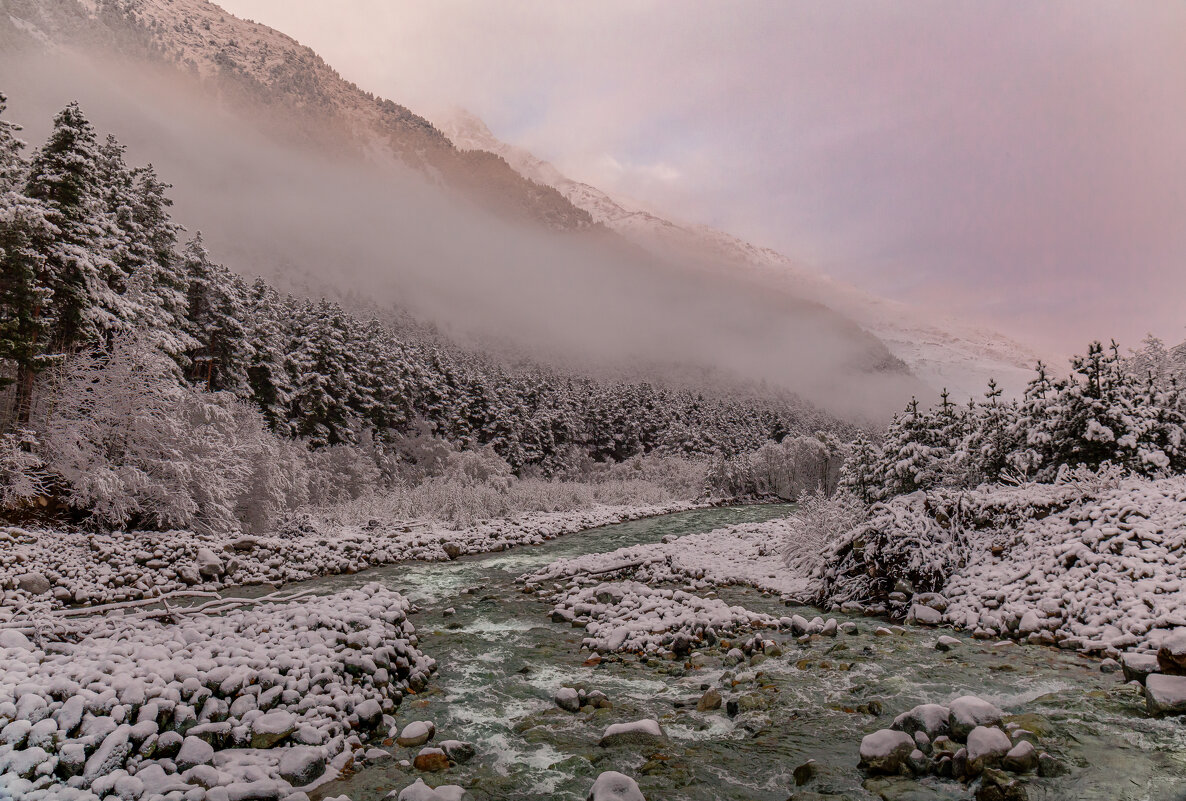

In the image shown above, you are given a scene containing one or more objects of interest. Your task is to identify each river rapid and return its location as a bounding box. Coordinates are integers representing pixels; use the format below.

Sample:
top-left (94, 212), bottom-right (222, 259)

top-left (261, 505), bottom-right (1185, 801)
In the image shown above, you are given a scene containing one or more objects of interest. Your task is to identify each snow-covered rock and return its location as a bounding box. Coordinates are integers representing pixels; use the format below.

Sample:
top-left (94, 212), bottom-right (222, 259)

top-left (1145, 674), bottom-right (1186, 717)
top-left (587, 770), bottom-right (646, 801)
top-left (396, 721), bottom-right (435, 748)
top-left (598, 719), bottom-right (666, 748)
top-left (948, 697), bottom-right (1004, 739)
top-left (1157, 630), bottom-right (1186, 675)
top-left (554, 688), bottom-right (581, 713)
top-left (892, 704), bottom-right (950, 739)
top-left (965, 726), bottom-right (1011, 771)
top-left (858, 729), bottom-right (915, 774)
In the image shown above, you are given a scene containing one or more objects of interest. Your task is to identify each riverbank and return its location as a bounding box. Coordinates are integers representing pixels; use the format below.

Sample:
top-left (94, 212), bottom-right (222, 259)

top-left (0, 501), bottom-right (700, 621)
top-left (526, 477), bottom-right (1186, 658)
top-left (0, 583), bottom-right (432, 801)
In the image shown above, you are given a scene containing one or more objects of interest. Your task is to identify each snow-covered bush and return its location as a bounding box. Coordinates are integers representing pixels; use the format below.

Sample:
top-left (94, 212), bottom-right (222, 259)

top-left (0, 428), bottom-right (51, 510)
top-left (818, 491), bottom-right (978, 603)
top-left (705, 434), bottom-right (846, 500)
top-left (34, 337), bottom-right (297, 533)
top-left (782, 491), bottom-right (867, 579)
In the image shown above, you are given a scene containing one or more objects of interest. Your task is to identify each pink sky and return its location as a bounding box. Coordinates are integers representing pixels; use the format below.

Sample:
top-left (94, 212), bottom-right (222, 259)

top-left (219, 1), bottom-right (1186, 354)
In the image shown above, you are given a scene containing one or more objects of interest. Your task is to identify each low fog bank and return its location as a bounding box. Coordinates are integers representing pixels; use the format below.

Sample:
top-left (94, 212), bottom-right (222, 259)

top-left (2, 50), bottom-right (921, 420)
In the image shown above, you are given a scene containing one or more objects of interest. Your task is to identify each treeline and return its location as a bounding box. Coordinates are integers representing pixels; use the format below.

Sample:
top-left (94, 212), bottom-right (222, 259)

top-left (0, 97), bottom-right (832, 530)
top-left (840, 338), bottom-right (1186, 502)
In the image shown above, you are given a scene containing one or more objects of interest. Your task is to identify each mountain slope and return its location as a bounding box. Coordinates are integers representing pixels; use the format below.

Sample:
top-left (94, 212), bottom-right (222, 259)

top-left (437, 108), bottom-right (1052, 400)
top-left (1, 0), bottom-right (930, 418)
top-left (0, 0), bottom-right (595, 230)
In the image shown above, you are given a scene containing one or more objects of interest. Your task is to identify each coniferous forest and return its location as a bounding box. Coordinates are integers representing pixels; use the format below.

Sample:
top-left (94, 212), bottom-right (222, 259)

top-left (0, 98), bottom-right (839, 532)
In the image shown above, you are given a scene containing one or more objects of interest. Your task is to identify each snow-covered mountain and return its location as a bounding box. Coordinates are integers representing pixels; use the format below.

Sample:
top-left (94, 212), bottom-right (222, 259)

top-left (437, 108), bottom-right (1053, 401)
top-left (0, 0), bottom-right (595, 231)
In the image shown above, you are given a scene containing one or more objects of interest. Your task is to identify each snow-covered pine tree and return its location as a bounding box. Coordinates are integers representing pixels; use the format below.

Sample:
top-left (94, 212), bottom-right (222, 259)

top-left (183, 234), bottom-right (248, 393)
top-left (24, 103), bottom-right (133, 354)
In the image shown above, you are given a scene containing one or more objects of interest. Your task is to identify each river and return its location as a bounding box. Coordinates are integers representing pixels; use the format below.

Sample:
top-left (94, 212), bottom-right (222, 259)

top-left (261, 505), bottom-right (1185, 801)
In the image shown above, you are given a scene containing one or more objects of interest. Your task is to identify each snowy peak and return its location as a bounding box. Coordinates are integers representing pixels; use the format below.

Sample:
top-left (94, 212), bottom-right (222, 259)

top-left (435, 106), bottom-right (1053, 402)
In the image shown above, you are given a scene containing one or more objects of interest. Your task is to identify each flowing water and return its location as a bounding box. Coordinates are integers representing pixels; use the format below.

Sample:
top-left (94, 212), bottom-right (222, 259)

top-left (270, 505), bottom-right (1185, 801)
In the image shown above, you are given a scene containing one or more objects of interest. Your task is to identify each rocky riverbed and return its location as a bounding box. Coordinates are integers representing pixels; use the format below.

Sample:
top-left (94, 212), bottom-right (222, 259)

top-left (4, 505), bottom-right (1185, 801)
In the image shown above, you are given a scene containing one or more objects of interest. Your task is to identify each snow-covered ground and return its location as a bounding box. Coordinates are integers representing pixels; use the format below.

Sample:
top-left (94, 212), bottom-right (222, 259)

top-left (0, 502), bottom-right (696, 618)
top-left (525, 477), bottom-right (1186, 659)
top-left (0, 583), bottom-right (432, 801)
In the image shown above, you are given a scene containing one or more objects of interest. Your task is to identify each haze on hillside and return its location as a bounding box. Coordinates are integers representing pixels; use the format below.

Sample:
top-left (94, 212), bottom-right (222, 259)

top-left (1, 46), bottom-right (919, 419)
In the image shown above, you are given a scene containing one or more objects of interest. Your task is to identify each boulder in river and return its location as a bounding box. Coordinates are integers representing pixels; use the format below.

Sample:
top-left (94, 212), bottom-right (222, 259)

top-left (396, 720), bottom-right (436, 748)
top-left (892, 703), bottom-right (950, 739)
top-left (1121, 652), bottom-right (1160, 684)
top-left (598, 719), bottom-right (666, 748)
top-left (587, 770), bottom-right (645, 801)
top-left (413, 746), bottom-right (450, 772)
top-left (555, 687), bottom-right (581, 713)
top-left (1145, 673), bottom-right (1186, 717)
top-left (966, 726), bottom-right (1012, 774)
top-left (858, 729), bottom-right (915, 774)
top-left (949, 696), bottom-right (1004, 739)
top-left (697, 688), bottom-right (722, 712)
top-left (1002, 741), bottom-right (1037, 773)
top-left (935, 635), bottom-right (961, 652)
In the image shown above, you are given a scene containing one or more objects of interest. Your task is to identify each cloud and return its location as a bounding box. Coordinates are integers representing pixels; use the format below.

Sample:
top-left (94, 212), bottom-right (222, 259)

top-left (217, 0), bottom-right (1186, 353)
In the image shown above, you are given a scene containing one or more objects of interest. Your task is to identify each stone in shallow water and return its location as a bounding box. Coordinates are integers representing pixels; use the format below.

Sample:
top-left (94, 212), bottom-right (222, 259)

top-left (1121, 652), bottom-right (1160, 685)
top-left (392, 778), bottom-right (469, 801)
top-left (948, 696), bottom-right (1004, 739)
top-left (696, 688), bottom-right (722, 712)
top-left (893, 703), bottom-right (951, 739)
top-left (555, 687), bottom-right (581, 713)
top-left (413, 746), bottom-right (449, 772)
top-left (587, 770), bottom-right (645, 801)
top-left (598, 719), bottom-right (666, 748)
top-left (1145, 673), bottom-right (1186, 717)
top-left (859, 728), bottom-right (915, 774)
top-left (910, 605), bottom-right (943, 626)
top-left (439, 739), bottom-right (475, 764)
top-left (397, 720), bottom-right (436, 747)
top-left (966, 726), bottom-right (1012, 773)
top-left (975, 767), bottom-right (1028, 801)
top-left (1001, 741), bottom-right (1037, 773)
top-left (936, 636), bottom-right (961, 652)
